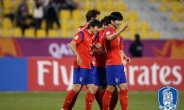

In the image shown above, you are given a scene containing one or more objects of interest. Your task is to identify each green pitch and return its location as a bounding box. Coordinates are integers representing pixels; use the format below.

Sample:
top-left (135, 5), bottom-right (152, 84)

top-left (0, 91), bottom-right (184, 110)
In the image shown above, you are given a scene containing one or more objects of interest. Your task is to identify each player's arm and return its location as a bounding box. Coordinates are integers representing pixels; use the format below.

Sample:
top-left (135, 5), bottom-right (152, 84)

top-left (69, 41), bottom-right (79, 56)
top-left (91, 43), bottom-right (102, 56)
top-left (76, 22), bottom-right (90, 34)
top-left (106, 23), bottom-right (129, 41)
top-left (91, 34), bottom-right (101, 55)
top-left (120, 50), bottom-right (131, 64)
top-left (70, 41), bottom-right (82, 66)
top-left (76, 26), bottom-right (87, 34)
top-left (69, 34), bottom-right (83, 65)
top-left (92, 39), bottom-right (101, 49)
top-left (106, 31), bottom-right (123, 41)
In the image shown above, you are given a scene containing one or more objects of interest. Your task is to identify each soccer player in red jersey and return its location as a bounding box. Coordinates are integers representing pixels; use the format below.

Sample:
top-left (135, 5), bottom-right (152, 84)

top-left (92, 16), bottom-right (109, 110)
top-left (66, 9), bottom-right (101, 110)
top-left (93, 16), bottom-right (122, 110)
top-left (102, 12), bottom-right (130, 110)
top-left (61, 20), bottom-right (101, 110)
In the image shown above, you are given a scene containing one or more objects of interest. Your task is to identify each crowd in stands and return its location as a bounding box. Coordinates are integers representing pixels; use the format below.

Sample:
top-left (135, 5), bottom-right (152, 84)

top-left (2, 0), bottom-right (179, 39)
top-left (1, 0), bottom-right (78, 36)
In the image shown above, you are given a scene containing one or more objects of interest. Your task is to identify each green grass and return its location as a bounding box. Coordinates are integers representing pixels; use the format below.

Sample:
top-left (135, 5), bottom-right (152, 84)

top-left (0, 91), bottom-right (184, 110)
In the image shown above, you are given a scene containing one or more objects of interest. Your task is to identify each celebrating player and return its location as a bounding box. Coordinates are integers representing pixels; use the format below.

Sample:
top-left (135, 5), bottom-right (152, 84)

top-left (102, 12), bottom-right (130, 110)
top-left (92, 16), bottom-right (109, 110)
top-left (61, 20), bottom-right (101, 110)
top-left (65, 9), bottom-right (101, 110)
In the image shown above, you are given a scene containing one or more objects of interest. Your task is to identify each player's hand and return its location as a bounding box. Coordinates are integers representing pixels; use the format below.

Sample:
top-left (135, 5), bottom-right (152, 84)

top-left (95, 43), bottom-right (101, 49)
top-left (126, 57), bottom-right (131, 63)
top-left (99, 48), bottom-right (106, 54)
top-left (124, 55), bottom-right (131, 63)
top-left (120, 23), bottom-right (129, 32)
top-left (77, 55), bottom-right (82, 66)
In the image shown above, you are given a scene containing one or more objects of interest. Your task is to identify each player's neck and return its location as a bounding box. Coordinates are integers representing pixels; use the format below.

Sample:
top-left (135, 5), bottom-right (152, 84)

top-left (87, 29), bottom-right (92, 35)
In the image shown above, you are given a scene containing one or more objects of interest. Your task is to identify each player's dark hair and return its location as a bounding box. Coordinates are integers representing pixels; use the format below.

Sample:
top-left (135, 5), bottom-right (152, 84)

top-left (86, 9), bottom-right (100, 22)
top-left (87, 19), bottom-right (101, 29)
top-left (100, 16), bottom-right (109, 27)
top-left (109, 12), bottom-right (123, 21)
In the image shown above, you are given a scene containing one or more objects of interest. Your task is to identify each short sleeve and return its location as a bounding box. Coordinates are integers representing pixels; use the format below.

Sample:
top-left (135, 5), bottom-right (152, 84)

top-left (104, 29), bottom-right (113, 39)
top-left (72, 32), bottom-right (83, 44)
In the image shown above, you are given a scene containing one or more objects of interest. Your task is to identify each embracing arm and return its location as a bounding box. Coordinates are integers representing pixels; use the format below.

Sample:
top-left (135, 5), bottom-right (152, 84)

top-left (76, 22), bottom-right (90, 34)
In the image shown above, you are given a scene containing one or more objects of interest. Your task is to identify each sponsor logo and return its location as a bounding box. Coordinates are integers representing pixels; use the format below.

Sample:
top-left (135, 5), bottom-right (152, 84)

top-left (28, 58), bottom-right (184, 91)
top-left (158, 86), bottom-right (178, 110)
top-left (49, 43), bottom-right (75, 58)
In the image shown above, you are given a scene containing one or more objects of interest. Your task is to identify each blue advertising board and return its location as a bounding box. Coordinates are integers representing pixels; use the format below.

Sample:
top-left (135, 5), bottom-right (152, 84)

top-left (0, 58), bottom-right (27, 91)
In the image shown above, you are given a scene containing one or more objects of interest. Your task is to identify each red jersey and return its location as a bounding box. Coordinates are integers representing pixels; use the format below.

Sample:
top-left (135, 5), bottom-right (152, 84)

top-left (104, 26), bottom-right (123, 65)
top-left (93, 30), bottom-right (107, 68)
top-left (72, 30), bottom-right (93, 69)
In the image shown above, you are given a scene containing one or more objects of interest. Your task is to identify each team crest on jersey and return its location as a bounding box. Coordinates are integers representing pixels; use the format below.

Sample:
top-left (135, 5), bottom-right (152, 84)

top-left (106, 31), bottom-right (110, 36)
top-left (158, 86), bottom-right (178, 110)
top-left (74, 35), bottom-right (79, 40)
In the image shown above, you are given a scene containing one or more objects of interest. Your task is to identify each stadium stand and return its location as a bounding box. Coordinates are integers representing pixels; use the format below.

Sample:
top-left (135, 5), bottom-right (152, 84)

top-left (0, 0), bottom-right (183, 39)
top-left (12, 27), bottom-right (22, 37)
top-left (36, 29), bottom-right (46, 38)
top-left (48, 29), bottom-right (59, 38)
top-left (2, 18), bottom-right (12, 29)
top-left (71, 9), bottom-right (82, 20)
top-left (1, 28), bottom-right (11, 37)
top-left (60, 10), bottom-right (71, 20)
top-left (60, 29), bottom-right (71, 38)
top-left (24, 28), bottom-right (35, 38)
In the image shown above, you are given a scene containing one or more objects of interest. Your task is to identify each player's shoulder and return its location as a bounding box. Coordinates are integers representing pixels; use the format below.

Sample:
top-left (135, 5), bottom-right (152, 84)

top-left (77, 28), bottom-right (87, 34)
top-left (76, 25), bottom-right (84, 31)
top-left (74, 31), bottom-right (84, 40)
top-left (104, 27), bottom-right (114, 33)
top-left (75, 31), bottom-right (83, 36)
top-left (104, 29), bottom-right (112, 36)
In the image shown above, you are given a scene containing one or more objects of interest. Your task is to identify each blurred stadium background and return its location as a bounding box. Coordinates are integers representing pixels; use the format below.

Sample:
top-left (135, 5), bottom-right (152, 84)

top-left (0, 0), bottom-right (183, 39)
top-left (0, 0), bottom-right (184, 110)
